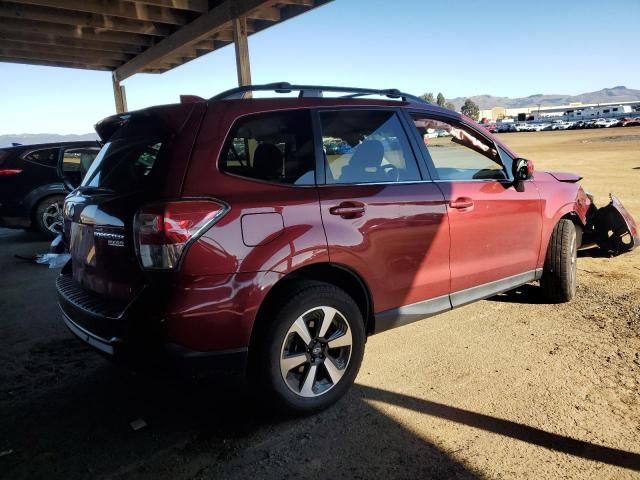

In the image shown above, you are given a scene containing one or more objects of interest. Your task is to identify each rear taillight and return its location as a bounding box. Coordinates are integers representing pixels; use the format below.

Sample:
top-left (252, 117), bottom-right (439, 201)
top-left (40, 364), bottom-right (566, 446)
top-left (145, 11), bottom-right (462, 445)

top-left (0, 169), bottom-right (22, 175)
top-left (134, 200), bottom-right (228, 270)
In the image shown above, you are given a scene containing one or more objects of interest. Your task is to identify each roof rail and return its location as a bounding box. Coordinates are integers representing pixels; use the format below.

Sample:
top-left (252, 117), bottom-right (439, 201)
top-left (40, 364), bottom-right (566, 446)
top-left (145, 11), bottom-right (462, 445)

top-left (210, 82), bottom-right (429, 105)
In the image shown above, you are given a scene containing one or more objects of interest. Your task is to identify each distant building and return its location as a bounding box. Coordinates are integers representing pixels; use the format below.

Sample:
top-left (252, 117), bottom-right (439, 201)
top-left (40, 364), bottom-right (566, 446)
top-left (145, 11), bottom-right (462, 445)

top-left (563, 105), bottom-right (632, 120)
top-left (480, 100), bottom-right (638, 122)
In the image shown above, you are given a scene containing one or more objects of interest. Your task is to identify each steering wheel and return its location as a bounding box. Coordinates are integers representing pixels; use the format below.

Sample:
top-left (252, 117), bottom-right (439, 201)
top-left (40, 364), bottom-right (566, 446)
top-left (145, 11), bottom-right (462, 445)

top-left (381, 163), bottom-right (400, 182)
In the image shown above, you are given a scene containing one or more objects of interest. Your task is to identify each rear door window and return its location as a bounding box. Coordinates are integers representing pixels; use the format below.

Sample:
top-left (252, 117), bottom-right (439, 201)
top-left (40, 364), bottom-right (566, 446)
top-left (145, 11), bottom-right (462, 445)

top-left (82, 122), bottom-right (166, 193)
top-left (23, 148), bottom-right (59, 168)
top-left (220, 110), bottom-right (315, 185)
top-left (319, 110), bottom-right (421, 184)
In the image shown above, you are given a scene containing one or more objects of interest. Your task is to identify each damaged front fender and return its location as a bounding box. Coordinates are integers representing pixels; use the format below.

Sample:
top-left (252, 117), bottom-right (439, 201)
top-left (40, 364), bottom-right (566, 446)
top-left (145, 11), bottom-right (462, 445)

top-left (584, 194), bottom-right (639, 255)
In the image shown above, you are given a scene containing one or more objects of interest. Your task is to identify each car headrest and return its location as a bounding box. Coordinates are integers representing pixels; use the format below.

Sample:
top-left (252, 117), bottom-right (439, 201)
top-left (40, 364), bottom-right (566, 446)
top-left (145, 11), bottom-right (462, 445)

top-left (348, 140), bottom-right (384, 169)
top-left (253, 143), bottom-right (282, 180)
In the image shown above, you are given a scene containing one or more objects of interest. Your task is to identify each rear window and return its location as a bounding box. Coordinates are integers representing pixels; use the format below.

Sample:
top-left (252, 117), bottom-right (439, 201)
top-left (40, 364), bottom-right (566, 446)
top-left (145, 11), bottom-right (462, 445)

top-left (82, 122), bottom-right (166, 193)
top-left (23, 148), bottom-right (59, 168)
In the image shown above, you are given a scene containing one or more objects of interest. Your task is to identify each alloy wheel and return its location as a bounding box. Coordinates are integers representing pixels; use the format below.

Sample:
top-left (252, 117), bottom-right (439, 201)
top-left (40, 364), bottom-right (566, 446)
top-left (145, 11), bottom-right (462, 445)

top-left (42, 200), bottom-right (64, 234)
top-left (280, 306), bottom-right (352, 398)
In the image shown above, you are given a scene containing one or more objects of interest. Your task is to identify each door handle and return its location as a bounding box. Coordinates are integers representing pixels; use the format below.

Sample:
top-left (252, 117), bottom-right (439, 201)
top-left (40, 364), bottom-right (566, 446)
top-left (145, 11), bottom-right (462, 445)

top-left (329, 202), bottom-right (365, 218)
top-left (449, 197), bottom-right (474, 210)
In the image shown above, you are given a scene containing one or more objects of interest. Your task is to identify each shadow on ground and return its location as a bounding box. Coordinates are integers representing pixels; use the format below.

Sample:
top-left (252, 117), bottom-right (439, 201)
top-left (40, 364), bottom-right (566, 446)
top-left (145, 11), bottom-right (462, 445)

top-left (578, 246), bottom-right (612, 258)
top-left (1, 229), bottom-right (638, 479)
top-left (487, 283), bottom-right (546, 305)
top-left (2, 359), bottom-right (638, 480)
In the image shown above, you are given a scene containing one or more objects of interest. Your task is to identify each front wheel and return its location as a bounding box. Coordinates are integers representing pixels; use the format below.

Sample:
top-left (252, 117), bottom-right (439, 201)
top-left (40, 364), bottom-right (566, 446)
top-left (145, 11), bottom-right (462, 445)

top-left (540, 219), bottom-right (578, 303)
top-left (256, 282), bottom-right (365, 414)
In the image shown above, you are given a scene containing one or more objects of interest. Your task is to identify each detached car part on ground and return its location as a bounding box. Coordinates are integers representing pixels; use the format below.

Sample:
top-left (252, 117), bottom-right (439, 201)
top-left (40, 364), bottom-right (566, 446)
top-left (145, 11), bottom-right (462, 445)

top-left (539, 172), bottom-right (639, 256)
top-left (586, 194), bottom-right (639, 255)
top-left (54, 83), bottom-right (639, 414)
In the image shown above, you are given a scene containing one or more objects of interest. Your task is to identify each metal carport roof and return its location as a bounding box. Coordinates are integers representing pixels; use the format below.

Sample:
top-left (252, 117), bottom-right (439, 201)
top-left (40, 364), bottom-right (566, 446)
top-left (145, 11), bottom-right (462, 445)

top-left (0, 0), bottom-right (331, 111)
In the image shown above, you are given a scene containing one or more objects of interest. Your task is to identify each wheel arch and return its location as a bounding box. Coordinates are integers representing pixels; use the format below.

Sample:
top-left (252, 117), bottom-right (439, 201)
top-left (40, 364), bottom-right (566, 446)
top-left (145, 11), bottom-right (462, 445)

top-left (26, 185), bottom-right (68, 223)
top-left (560, 212), bottom-right (584, 246)
top-left (538, 202), bottom-right (585, 267)
top-left (249, 262), bottom-right (375, 362)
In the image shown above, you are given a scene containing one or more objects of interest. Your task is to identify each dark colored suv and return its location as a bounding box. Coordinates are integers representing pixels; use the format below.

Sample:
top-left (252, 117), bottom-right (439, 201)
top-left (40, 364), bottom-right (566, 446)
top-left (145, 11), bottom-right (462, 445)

top-left (0, 141), bottom-right (100, 236)
top-left (57, 83), bottom-right (638, 413)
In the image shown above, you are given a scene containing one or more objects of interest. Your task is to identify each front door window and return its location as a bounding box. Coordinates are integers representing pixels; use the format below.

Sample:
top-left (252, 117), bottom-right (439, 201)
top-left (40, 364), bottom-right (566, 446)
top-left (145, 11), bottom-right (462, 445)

top-left (412, 117), bottom-right (507, 181)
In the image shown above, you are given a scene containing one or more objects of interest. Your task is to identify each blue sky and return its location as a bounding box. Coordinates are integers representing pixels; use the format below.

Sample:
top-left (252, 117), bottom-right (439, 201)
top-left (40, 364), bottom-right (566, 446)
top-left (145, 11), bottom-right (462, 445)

top-left (0, 0), bottom-right (638, 134)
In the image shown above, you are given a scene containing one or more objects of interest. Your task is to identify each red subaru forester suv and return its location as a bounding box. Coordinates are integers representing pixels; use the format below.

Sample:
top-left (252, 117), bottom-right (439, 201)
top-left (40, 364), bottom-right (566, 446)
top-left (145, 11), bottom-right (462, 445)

top-left (57, 83), bottom-right (638, 413)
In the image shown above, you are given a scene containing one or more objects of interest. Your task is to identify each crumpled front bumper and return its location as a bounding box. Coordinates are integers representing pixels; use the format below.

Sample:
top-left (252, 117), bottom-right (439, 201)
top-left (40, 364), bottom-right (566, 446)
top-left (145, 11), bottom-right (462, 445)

top-left (584, 194), bottom-right (639, 255)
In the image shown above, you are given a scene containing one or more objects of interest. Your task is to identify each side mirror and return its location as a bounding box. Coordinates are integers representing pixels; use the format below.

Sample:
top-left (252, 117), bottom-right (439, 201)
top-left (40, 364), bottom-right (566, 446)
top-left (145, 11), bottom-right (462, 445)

top-left (512, 158), bottom-right (533, 192)
top-left (513, 158), bottom-right (533, 181)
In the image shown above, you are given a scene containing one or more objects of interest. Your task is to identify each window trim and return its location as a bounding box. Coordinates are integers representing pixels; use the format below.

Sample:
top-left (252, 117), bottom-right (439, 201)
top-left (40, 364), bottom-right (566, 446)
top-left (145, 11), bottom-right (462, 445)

top-left (217, 108), bottom-right (318, 188)
top-left (310, 109), bottom-right (326, 186)
top-left (496, 145), bottom-right (515, 181)
top-left (404, 110), bottom-right (510, 182)
top-left (312, 106), bottom-right (427, 186)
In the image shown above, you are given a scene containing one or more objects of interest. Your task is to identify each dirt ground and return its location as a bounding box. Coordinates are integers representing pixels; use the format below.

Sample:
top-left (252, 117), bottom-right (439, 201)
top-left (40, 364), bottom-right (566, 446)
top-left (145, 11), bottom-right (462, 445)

top-left (0, 128), bottom-right (638, 479)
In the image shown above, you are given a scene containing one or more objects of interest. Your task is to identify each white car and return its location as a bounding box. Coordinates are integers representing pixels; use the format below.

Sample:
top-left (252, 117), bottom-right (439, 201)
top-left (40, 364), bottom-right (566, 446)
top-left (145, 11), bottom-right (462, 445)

top-left (530, 123), bottom-right (551, 132)
top-left (552, 121), bottom-right (572, 130)
top-left (496, 123), bottom-right (514, 133)
top-left (595, 118), bottom-right (618, 128)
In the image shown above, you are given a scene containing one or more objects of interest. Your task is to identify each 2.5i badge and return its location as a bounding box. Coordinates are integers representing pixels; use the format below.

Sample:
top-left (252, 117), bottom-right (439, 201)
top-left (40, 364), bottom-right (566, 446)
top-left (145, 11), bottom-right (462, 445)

top-left (94, 230), bottom-right (125, 248)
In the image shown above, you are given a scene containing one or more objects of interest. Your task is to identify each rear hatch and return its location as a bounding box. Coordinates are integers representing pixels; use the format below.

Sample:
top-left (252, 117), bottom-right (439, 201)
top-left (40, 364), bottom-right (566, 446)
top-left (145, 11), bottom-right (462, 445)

top-left (63, 104), bottom-right (203, 302)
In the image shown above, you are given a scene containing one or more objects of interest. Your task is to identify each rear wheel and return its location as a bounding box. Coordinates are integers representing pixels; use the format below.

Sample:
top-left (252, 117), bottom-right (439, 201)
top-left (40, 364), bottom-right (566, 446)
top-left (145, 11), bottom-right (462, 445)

top-left (540, 219), bottom-right (577, 303)
top-left (34, 195), bottom-right (65, 237)
top-left (255, 282), bottom-right (365, 413)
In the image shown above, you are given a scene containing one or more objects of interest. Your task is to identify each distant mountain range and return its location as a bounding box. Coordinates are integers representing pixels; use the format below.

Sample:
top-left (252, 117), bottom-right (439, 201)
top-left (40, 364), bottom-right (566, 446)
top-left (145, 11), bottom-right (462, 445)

top-left (3, 87), bottom-right (639, 145)
top-left (448, 86), bottom-right (640, 110)
top-left (0, 133), bottom-right (98, 148)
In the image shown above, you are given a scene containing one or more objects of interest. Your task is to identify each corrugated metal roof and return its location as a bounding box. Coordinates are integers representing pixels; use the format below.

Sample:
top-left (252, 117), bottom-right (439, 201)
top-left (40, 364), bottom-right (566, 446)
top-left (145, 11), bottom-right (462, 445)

top-left (0, 0), bottom-right (330, 80)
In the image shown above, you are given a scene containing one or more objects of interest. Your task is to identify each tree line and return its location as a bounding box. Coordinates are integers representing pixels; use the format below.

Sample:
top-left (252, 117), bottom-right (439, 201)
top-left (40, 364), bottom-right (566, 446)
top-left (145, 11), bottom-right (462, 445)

top-left (419, 92), bottom-right (480, 120)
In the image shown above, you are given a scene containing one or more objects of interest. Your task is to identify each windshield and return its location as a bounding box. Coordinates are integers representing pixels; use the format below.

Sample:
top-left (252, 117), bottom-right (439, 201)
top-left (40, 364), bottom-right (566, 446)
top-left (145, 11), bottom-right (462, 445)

top-left (81, 121), bottom-right (166, 193)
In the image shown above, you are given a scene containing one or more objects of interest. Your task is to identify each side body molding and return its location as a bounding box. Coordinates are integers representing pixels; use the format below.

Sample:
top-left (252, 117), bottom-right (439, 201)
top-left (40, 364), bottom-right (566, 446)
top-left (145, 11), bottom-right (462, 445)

top-left (373, 269), bottom-right (543, 334)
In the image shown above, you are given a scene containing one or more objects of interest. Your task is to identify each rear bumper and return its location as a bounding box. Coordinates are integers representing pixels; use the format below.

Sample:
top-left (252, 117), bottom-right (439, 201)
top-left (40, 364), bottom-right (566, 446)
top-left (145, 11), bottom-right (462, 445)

top-left (61, 306), bottom-right (122, 355)
top-left (56, 273), bottom-right (248, 374)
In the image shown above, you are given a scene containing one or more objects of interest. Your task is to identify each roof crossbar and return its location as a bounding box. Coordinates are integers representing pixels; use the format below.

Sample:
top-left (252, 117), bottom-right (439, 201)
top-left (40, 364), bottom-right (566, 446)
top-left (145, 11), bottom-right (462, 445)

top-left (210, 82), bottom-right (429, 104)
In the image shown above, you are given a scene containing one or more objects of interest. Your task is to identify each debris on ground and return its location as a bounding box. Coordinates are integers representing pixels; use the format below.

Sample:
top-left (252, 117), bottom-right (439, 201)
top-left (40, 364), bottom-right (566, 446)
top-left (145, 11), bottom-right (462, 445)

top-left (129, 418), bottom-right (148, 431)
top-left (35, 253), bottom-right (70, 268)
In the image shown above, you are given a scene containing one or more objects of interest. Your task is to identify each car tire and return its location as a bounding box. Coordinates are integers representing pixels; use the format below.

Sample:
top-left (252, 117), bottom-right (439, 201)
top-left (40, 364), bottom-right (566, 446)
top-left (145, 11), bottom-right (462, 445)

top-left (255, 281), bottom-right (365, 414)
top-left (540, 219), bottom-right (578, 303)
top-left (34, 195), bottom-right (65, 237)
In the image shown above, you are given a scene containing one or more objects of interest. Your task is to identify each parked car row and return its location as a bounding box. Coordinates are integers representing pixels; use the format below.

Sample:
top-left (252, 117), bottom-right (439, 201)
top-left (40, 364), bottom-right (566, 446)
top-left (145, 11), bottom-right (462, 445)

top-left (488, 116), bottom-right (640, 133)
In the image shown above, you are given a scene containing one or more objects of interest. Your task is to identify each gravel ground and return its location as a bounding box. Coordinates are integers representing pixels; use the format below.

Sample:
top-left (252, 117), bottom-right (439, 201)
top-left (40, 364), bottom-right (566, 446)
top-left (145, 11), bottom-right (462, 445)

top-left (0, 129), bottom-right (638, 480)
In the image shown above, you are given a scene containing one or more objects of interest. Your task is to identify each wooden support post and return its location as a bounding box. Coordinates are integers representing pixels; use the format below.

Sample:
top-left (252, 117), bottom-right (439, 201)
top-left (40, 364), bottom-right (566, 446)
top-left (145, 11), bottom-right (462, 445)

top-left (112, 72), bottom-right (127, 113)
top-left (232, 16), bottom-right (252, 95)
